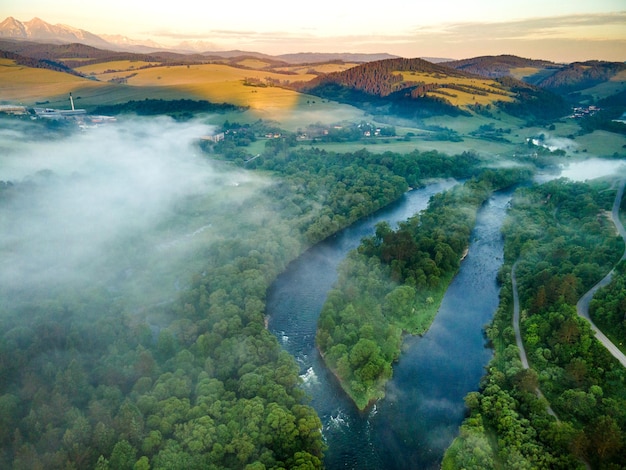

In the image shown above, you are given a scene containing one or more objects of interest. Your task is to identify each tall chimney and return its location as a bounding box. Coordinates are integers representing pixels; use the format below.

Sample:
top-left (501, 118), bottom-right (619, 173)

top-left (69, 92), bottom-right (75, 111)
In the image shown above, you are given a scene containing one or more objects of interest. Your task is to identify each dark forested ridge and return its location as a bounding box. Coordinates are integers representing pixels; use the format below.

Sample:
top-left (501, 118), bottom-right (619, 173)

top-left (0, 39), bottom-right (207, 66)
top-left (0, 48), bottom-right (82, 76)
top-left (91, 99), bottom-right (242, 117)
top-left (444, 55), bottom-right (558, 78)
top-left (534, 61), bottom-right (626, 94)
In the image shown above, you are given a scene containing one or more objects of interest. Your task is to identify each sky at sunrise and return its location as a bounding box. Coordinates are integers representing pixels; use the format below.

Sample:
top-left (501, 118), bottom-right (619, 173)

top-left (3, 0), bottom-right (626, 61)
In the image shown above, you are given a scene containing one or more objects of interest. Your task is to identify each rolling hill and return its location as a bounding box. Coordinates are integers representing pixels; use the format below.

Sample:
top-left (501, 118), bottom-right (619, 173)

top-left (444, 55), bottom-right (626, 103)
top-left (443, 54), bottom-right (560, 83)
top-left (296, 57), bottom-right (570, 121)
top-left (2, 34), bottom-right (624, 130)
top-left (533, 60), bottom-right (626, 95)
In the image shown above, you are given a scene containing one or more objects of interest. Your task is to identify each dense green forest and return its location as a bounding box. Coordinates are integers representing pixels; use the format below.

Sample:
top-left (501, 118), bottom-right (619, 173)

top-left (91, 99), bottom-right (243, 117)
top-left (0, 126), bottom-right (487, 469)
top-left (590, 261), bottom-right (626, 351)
top-left (444, 178), bottom-right (626, 469)
top-left (315, 168), bottom-right (532, 410)
top-left (494, 77), bottom-right (570, 122)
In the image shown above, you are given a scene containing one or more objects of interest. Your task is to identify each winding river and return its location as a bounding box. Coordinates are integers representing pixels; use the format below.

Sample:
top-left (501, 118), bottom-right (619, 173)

top-left (267, 180), bottom-right (509, 469)
top-left (266, 158), bottom-right (625, 469)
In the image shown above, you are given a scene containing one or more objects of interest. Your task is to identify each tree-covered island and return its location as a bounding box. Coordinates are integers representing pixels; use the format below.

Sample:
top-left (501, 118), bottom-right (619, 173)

top-left (315, 168), bottom-right (532, 410)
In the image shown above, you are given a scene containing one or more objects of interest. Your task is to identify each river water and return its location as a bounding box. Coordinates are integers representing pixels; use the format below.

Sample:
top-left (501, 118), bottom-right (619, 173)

top-left (266, 158), bottom-right (626, 469)
top-left (267, 180), bottom-right (511, 469)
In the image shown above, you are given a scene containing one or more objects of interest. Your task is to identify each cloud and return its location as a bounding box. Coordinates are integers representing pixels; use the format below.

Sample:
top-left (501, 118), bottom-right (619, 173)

top-left (428, 12), bottom-right (626, 42)
top-left (0, 117), bottom-right (269, 310)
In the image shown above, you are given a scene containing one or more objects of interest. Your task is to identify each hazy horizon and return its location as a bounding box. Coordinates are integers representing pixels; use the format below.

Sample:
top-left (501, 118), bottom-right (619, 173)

top-left (2, 1), bottom-right (626, 62)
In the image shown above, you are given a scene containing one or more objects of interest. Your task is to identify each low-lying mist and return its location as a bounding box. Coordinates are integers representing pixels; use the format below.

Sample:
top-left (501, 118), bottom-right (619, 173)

top-left (0, 116), bottom-right (271, 312)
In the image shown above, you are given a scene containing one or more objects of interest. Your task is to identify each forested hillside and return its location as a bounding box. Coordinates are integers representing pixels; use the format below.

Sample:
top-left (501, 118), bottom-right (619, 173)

top-left (301, 58), bottom-right (471, 97)
top-left (444, 55), bottom-right (557, 78)
top-left (535, 61), bottom-right (626, 94)
top-left (297, 57), bottom-right (570, 121)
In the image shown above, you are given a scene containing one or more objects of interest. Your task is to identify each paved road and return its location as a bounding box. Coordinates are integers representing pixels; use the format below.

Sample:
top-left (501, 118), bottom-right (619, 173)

top-left (511, 262), bottom-right (529, 368)
top-left (576, 179), bottom-right (626, 368)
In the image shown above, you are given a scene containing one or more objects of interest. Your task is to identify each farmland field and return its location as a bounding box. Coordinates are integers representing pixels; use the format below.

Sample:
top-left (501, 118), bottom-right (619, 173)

top-left (0, 58), bottom-right (104, 101)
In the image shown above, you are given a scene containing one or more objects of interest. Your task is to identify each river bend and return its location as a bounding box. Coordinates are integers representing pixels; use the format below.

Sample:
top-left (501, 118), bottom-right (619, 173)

top-left (267, 184), bottom-right (511, 469)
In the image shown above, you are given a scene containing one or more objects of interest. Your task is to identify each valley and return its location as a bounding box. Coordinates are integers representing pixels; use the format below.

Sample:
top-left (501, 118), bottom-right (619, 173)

top-left (1, 25), bottom-right (626, 469)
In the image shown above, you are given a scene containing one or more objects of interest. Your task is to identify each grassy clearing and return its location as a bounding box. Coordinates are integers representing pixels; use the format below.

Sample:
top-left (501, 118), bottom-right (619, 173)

top-left (508, 67), bottom-right (544, 81)
top-left (233, 58), bottom-right (275, 69)
top-left (572, 130), bottom-right (626, 157)
top-left (297, 134), bottom-right (518, 158)
top-left (58, 57), bottom-right (94, 63)
top-left (29, 84), bottom-right (203, 109)
top-left (577, 70), bottom-right (626, 101)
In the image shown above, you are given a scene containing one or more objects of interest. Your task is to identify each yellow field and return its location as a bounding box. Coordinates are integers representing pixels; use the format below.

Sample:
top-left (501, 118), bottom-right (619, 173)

top-left (103, 63), bottom-right (321, 117)
top-left (394, 71), bottom-right (514, 107)
top-left (75, 60), bottom-right (163, 75)
top-left (275, 63), bottom-right (360, 75)
top-left (233, 58), bottom-right (275, 69)
top-left (117, 63), bottom-right (316, 87)
top-left (0, 56), bottom-right (365, 126)
top-left (0, 58), bottom-right (105, 102)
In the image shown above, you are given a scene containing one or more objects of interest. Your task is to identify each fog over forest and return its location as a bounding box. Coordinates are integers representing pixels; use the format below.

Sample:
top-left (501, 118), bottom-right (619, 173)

top-left (0, 117), bottom-right (270, 311)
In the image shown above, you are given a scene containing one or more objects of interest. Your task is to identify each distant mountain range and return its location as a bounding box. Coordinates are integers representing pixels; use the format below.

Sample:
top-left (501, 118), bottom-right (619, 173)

top-left (0, 17), bottom-right (402, 63)
top-left (0, 17), bottom-right (114, 49)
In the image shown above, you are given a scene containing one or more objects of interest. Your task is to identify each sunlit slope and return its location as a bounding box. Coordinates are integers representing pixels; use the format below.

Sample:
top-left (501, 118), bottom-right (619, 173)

top-left (275, 62), bottom-right (362, 74)
top-left (1, 58), bottom-right (366, 126)
top-left (106, 63), bottom-right (323, 117)
top-left (0, 58), bottom-right (200, 107)
top-left (392, 70), bottom-right (515, 107)
top-left (0, 58), bottom-right (105, 101)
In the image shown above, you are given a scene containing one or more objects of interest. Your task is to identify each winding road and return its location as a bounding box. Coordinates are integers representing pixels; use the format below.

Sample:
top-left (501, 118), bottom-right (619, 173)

top-left (576, 179), bottom-right (626, 368)
top-left (513, 179), bottom-right (626, 377)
